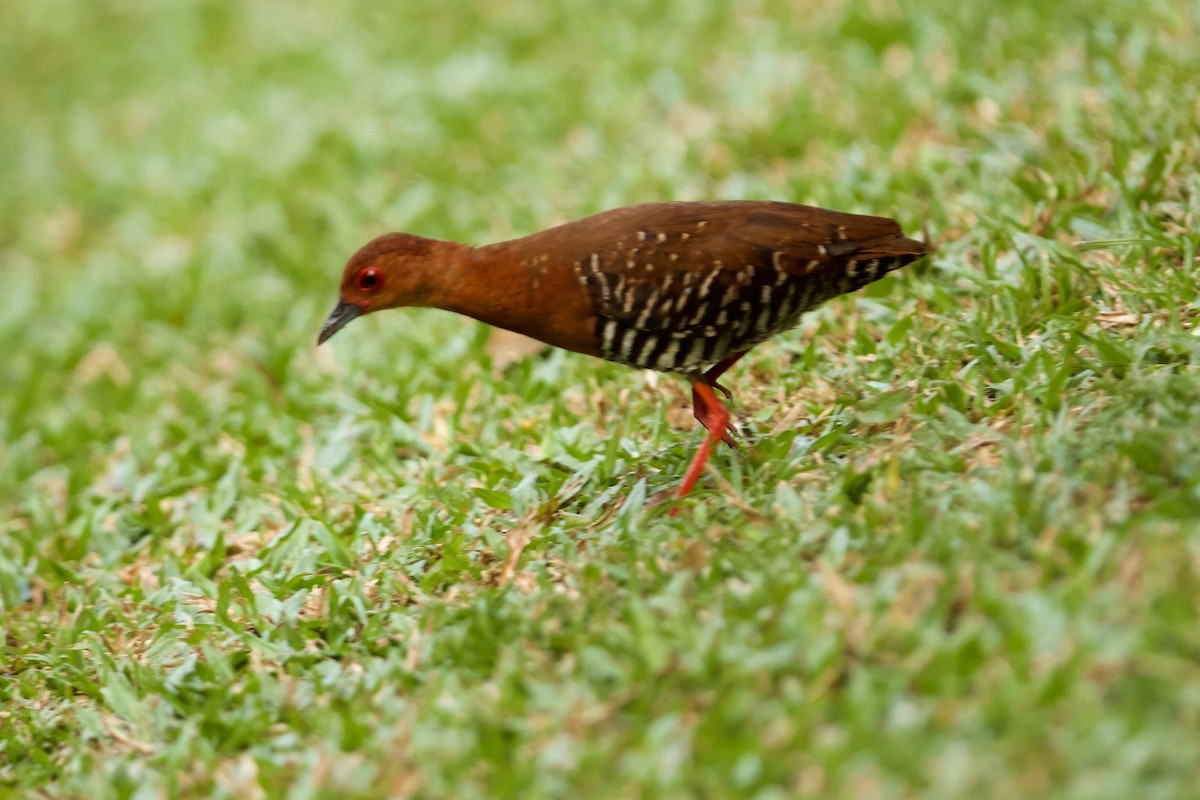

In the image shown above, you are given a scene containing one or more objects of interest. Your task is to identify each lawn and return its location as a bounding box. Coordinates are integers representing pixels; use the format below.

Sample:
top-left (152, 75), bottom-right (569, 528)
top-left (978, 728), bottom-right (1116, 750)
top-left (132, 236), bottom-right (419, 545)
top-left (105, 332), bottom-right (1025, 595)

top-left (2, 0), bottom-right (1199, 797)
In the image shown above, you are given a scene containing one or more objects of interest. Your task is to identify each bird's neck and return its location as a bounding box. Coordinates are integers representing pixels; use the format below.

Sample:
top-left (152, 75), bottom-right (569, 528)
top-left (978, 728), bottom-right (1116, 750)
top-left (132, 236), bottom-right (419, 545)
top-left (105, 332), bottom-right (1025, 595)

top-left (425, 238), bottom-right (597, 356)
top-left (427, 241), bottom-right (538, 332)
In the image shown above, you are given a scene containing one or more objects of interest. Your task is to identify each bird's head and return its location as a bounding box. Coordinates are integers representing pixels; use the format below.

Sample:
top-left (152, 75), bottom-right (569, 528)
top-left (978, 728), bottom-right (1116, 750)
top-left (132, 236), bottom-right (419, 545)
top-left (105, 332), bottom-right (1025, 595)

top-left (317, 233), bottom-right (446, 345)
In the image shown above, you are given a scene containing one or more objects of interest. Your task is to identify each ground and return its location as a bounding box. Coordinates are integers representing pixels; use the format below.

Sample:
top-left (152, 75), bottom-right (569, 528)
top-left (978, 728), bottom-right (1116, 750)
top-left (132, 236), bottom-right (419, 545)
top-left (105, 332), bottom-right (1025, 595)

top-left (2, 1), bottom-right (1199, 797)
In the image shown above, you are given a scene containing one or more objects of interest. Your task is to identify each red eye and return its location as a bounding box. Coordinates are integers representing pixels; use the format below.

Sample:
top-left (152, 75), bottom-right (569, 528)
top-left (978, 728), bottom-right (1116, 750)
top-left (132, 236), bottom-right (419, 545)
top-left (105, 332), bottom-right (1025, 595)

top-left (357, 267), bottom-right (382, 292)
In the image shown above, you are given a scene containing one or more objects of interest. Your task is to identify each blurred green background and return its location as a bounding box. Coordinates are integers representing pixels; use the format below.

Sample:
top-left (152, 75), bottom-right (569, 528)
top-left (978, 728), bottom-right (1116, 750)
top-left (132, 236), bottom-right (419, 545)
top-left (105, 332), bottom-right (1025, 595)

top-left (2, 0), bottom-right (1199, 797)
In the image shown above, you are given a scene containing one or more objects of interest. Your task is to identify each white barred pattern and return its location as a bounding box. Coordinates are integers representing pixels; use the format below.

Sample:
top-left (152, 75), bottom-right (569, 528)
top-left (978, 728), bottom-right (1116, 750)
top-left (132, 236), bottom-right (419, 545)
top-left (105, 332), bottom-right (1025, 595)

top-left (581, 247), bottom-right (912, 372)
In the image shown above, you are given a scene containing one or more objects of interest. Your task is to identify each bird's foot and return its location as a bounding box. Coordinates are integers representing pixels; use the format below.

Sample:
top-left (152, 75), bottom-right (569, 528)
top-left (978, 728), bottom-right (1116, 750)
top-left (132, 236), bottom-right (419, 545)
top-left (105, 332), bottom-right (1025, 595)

top-left (692, 385), bottom-right (738, 448)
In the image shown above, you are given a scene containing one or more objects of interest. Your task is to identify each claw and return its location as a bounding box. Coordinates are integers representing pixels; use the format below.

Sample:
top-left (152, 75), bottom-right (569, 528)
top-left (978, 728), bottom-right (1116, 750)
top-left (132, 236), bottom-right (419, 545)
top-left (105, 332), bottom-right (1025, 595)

top-left (719, 424), bottom-right (738, 449)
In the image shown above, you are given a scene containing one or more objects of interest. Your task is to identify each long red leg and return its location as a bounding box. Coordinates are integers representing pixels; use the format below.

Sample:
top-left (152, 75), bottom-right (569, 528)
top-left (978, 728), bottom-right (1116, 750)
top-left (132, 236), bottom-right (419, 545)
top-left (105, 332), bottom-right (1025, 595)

top-left (672, 382), bottom-right (732, 510)
top-left (666, 351), bottom-right (749, 514)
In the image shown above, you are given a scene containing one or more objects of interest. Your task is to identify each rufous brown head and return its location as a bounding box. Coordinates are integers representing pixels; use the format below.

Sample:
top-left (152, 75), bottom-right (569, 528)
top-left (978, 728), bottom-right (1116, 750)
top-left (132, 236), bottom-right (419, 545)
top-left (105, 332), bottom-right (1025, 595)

top-left (317, 233), bottom-right (443, 345)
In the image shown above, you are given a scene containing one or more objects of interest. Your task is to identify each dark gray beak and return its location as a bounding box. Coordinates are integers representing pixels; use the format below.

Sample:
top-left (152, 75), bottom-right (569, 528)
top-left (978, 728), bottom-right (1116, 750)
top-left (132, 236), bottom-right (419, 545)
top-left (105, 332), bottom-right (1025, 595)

top-left (317, 300), bottom-right (361, 345)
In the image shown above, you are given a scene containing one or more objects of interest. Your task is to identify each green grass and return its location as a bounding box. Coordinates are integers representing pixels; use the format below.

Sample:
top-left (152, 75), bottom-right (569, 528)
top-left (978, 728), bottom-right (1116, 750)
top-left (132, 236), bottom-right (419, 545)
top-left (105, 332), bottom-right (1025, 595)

top-left (3, 0), bottom-right (1200, 797)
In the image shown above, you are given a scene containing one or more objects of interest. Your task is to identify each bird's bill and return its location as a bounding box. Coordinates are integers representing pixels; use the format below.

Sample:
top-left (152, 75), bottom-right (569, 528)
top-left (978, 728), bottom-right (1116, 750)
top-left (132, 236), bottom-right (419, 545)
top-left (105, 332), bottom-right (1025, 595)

top-left (317, 300), bottom-right (362, 345)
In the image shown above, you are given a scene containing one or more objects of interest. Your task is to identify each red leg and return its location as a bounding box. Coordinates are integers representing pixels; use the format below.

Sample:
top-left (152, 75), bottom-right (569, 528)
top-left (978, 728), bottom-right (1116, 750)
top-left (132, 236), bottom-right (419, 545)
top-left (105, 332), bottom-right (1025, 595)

top-left (692, 383), bottom-right (738, 447)
top-left (671, 382), bottom-right (731, 514)
top-left (666, 351), bottom-right (749, 515)
top-left (691, 350), bottom-right (747, 447)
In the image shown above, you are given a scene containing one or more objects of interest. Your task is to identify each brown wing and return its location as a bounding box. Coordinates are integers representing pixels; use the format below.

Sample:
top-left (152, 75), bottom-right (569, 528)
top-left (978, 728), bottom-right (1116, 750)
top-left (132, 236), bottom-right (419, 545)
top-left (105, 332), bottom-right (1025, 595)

top-left (567, 201), bottom-right (923, 320)
top-left (514, 201), bottom-right (926, 371)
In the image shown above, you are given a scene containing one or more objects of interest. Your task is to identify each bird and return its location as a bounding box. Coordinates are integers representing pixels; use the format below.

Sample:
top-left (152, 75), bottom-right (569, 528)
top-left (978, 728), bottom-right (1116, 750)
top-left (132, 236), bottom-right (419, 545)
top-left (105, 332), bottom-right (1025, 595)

top-left (318, 201), bottom-right (927, 509)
